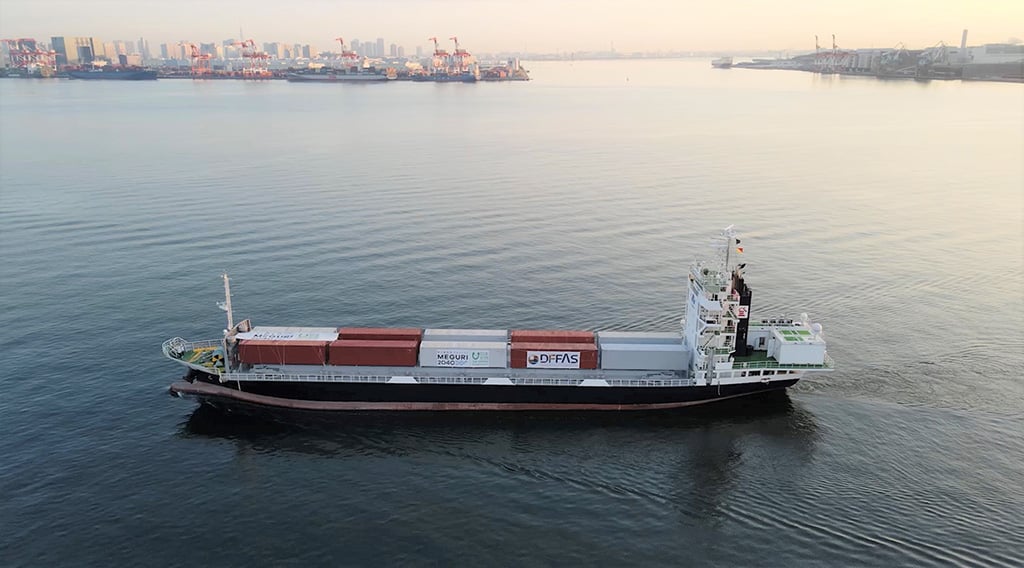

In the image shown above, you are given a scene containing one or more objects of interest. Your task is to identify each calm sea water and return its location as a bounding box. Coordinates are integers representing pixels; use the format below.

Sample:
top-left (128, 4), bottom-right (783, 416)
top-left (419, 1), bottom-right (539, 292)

top-left (1, 59), bottom-right (1022, 566)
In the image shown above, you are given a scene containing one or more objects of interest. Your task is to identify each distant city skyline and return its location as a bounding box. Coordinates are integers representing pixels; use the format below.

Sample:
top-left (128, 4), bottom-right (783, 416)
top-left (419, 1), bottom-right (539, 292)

top-left (1, 0), bottom-right (1022, 54)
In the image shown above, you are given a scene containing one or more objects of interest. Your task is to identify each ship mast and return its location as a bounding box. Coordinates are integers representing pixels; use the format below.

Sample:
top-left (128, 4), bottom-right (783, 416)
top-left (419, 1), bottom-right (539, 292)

top-left (220, 273), bottom-right (234, 332)
top-left (722, 224), bottom-right (738, 288)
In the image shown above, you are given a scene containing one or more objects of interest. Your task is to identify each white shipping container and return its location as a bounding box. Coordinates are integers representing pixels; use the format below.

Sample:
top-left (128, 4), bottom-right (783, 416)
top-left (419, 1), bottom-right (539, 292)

top-left (599, 343), bottom-right (688, 371)
top-left (775, 341), bottom-right (827, 365)
top-left (419, 340), bottom-right (508, 368)
top-left (422, 329), bottom-right (508, 343)
top-left (235, 326), bottom-right (339, 342)
top-left (597, 331), bottom-right (682, 345)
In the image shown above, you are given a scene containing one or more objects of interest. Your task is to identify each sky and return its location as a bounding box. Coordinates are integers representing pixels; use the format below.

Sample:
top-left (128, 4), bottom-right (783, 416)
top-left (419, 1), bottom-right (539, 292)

top-left (1, 0), bottom-right (1021, 54)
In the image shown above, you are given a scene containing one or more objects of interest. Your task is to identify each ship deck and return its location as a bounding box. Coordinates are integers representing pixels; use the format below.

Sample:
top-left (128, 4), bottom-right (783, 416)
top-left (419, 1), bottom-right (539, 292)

top-left (732, 350), bottom-right (834, 370)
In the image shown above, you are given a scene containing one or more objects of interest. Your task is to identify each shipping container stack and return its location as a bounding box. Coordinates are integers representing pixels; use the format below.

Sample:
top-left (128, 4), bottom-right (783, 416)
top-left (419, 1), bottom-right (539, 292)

top-left (238, 340), bottom-right (330, 366)
top-left (509, 329), bottom-right (599, 370)
top-left (419, 329), bottom-right (509, 369)
top-left (329, 328), bottom-right (422, 366)
top-left (596, 331), bottom-right (687, 371)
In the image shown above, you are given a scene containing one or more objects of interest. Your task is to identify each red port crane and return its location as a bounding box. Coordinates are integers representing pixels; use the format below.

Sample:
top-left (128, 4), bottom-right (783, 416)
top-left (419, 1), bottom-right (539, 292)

top-left (231, 38), bottom-right (271, 79)
top-left (450, 36), bottom-right (471, 72)
top-left (179, 41), bottom-right (211, 78)
top-left (334, 36), bottom-right (359, 60)
top-left (427, 37), bottom-right (448, 57)
top-left (2, 38), bottom-right (56, 75)
top-left (427, 36), bottom-right (449, 73)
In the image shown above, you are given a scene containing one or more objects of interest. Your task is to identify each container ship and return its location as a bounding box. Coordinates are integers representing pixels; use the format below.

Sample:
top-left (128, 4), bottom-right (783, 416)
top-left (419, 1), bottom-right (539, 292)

top-left (68, 68), bottom-right (157, 80)
top-left (711, 57), bottom-right (734, 69)
top-left (285, 70), bottom-right (394, 82)
top-left (165, 228), bottom-right (832, 412)
top-left (410, 71), bottom-right (478, 83)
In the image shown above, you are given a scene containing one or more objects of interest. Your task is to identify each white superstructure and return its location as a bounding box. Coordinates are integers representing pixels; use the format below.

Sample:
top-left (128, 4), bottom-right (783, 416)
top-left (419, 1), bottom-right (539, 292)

top-left (682, 226), bottom-right (831, 386)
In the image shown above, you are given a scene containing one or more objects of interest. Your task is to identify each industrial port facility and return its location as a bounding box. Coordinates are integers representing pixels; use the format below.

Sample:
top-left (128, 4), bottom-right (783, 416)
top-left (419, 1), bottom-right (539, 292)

top-left (0, 35), bottom-right (530, 82)
top-left (729, 31), bottom-right (1023, 83)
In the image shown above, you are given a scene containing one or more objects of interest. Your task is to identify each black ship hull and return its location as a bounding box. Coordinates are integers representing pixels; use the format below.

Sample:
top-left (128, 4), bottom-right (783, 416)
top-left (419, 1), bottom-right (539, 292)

top-left (171, 374), bottom-right (799, 412)
top-left (68, 70), bottom-right (158, 80)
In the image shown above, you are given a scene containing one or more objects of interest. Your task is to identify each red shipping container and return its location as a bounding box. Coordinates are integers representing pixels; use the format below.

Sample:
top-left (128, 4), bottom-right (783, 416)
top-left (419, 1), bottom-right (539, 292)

top-left (510, 330), bottom-right (595, 344)
top-left (337, 327), bottom-right (423, 341)
top-left (329, 339), bottom-right (419, 367)
top-left (238, 340), bottom-right (328, 365)
top-left (510, 342), bottom-right (599, 369)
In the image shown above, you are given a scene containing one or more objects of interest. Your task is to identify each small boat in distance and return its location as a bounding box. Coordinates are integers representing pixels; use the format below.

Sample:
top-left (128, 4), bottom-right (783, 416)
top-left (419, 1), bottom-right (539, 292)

top-left (712, 57), bottom-right (734, 69)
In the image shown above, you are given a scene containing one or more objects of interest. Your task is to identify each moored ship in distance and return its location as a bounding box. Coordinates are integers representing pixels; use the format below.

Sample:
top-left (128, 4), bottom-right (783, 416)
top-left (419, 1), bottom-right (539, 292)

top-left (412, 35), bottom-right (480, 82)
top-left (410, 70), bottom-right (478, 83)
top-left (287, 37), bottom-right (396, 83)
top-left (285, 68), bottom-right (395, 82)
top-left (711, 56), bottom-right (734, 69)
top-left (165, 227), bottom-right (833, 412)
top-left (67, 67), bottom-right (158, 80)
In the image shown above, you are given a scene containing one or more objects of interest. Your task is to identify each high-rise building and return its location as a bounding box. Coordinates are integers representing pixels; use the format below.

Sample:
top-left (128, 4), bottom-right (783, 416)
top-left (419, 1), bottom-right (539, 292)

top-left (160, 43), bottom-right (170, 59)
top-left (352, 39), bottom-right (362, 56)
top-left (389, 43), bottom-right (397, 57)
top-left (137, 38), bottom-right (149, 61)
top-left (51, 36), bottom-right (103, 65)
top-left (376, 38), bottom-right (385, 58)
top-left (397, 46), bottom-right (405, 58)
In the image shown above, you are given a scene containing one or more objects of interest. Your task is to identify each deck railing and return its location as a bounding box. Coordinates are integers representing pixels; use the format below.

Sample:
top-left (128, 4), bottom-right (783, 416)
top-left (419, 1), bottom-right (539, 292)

top-left (220, 372), bottom-right (697, 388)
top-left (162, 337), bottom-right (223, 358)
top-left (730, 353), bottom-right (834, 370)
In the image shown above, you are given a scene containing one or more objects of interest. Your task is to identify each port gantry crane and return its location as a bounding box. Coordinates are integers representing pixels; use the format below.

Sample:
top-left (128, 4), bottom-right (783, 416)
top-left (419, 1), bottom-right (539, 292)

top-left (427, 36), bottom-right (450, 73)
top-left (334, 37), bottom-right (361, 69)
top-left (2, 38), bottom-right (57, 76)
top-left (813, 34), bottom-right (854, 74)
top-left (179, 42), bottom-right (211, 78)
top-left (231, 39), bottom-right (271, 79)
top-left (449, 36), bottom-right (471, 73)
